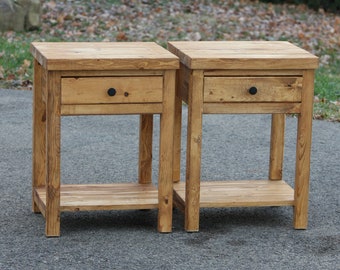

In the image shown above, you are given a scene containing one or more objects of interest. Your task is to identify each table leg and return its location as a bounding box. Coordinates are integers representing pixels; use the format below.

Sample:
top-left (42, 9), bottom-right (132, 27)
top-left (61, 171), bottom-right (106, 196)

top-left (173, 69), bottom-right (183, 183)
top-left (158, 70), bottom-right (176, 232)
top-left (139, 114), bottom-right (153, 184)
top-left (32, 60), bottom-right (46, 213)
top-left (45, 71), bottom-right (61, 237)
top-left (269, 114), bottom-right (285, 180)
top-left (294, 70), bottom-right (314, 229)
top-left (185, 70), bottom-right (204, 232)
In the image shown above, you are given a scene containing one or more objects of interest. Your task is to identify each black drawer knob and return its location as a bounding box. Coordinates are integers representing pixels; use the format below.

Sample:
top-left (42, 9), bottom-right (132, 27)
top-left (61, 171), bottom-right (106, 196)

top-left (249, 86), bottom-right (257, 95)
top-left (107, 88), bottom-right (117, 96)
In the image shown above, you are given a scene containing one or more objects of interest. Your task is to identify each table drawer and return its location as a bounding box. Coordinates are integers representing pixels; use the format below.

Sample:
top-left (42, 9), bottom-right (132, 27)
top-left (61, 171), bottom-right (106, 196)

top-left (204, 77), bottom-right (302, 102)
top-left (61, 76), bottom-right (163, 104)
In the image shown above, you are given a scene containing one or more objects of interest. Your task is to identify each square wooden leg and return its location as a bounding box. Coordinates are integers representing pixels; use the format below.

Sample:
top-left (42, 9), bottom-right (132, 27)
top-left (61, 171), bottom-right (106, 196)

top-left (45, 71), bottom-right (61, 237)
top-left (157, 70), bottom-right (176, 233)
top-left (32, 60), bottom-right (46, 213)
top-left (294, 70), bottom-right (314, 229)
top-left (185, 70), bottom-right (204, 232)
top-left (269, 113), bottom-right (285, 180)
top-left (139, 114), bottom-right (153, 184)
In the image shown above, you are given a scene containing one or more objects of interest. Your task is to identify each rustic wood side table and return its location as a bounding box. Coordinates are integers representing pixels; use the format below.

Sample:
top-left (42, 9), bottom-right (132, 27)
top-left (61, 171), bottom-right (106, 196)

top-left (168, 41), bottom-right (318, 232)
top-left (31, 42), bottom-right (178, 236)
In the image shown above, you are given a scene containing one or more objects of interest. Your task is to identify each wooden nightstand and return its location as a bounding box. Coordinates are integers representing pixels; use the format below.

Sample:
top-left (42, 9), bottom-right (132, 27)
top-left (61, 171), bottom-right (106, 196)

top-left (31, 42), bottom-right (178, 236)
top-left (168, 41), bottom-right (318, 231)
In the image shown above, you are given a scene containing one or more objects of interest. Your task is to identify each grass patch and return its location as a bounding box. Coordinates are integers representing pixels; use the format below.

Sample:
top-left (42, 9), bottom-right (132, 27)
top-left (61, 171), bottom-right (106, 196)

top-left (0, 0), bottom-right (339, 121)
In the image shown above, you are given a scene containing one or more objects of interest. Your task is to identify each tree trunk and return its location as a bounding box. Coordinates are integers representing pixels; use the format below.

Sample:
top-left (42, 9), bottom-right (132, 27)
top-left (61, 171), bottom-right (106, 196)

top-left (0, 0), bottom-right (41, 32)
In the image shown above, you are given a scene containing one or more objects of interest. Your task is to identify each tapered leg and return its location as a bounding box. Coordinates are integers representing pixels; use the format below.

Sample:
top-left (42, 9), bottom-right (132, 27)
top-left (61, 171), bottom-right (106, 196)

top-left (269, 114), bottom-right (285, 180)
top-left (32, 60), bottom-right (46, 213)
top-left (45, 71), bottom-right (61, 237)
top-left (294, 70), bottom-right (314, 229)
top-left (185, 70), bottom-right (204, 232)
top-left (158, 70), bottom-right (176, 232)
top-left (139, 114), bottom-right (153, 184)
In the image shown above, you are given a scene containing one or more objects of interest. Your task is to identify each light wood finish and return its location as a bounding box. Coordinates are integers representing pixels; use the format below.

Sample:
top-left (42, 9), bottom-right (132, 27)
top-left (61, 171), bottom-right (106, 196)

top-left (45, 71), bottom-right (61, 237)
top-left (31, 42), bottom-right (178, 236)
top-left (139, 114), bottom-right (153, 184)
top-left (168, 41), bottom-right (318, 232)
top-left (60, 103), bottom-right (163, 116)
top-left (203, 102), bottom-right (301, 114)
top-left (185, 70), bottom-right (204, 231)
top-left (174, 180), bottom-right (294, 208)
top-left (204, 77), bottom-right (302, 102)
top-left (61, 76), bottom-right (163, 104)
top-left (32, 60), bottom-right (45, 213)
top-left (157, 69), bottom-right (176, 232)
top-left (269, 114), bottom-right (286, 180)
top-left (167, 41), bottom-right (318, 70)
top-left (294, 70), bottom-right (315, 229)
top-left (31, 42), bottom-right (178, 70)
top-left (172, 65), bottom-right (183, 183)
top-left (34, 183), bottom-right (158, 212)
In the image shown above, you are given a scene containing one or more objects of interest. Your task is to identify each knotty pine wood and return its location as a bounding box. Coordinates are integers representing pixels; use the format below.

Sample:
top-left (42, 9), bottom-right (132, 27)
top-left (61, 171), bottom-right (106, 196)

top-left (61, 76), bottom-right (163, 104)
top-left (169, 41), bottom-right (317, 231)
top-left (293, 70), bottom-right (315, 229)
top-left (157, 69), bottom-right (176, 232)
top-left (173, 180), bottom-right (294, 208)
top-left (269, 114), bottom-right (286, 180)
top-left (204, 77), bottom-right (302, 102)
top-left (202, 103), bottom-right (301, 114)
top-left (185, 69), bottom-right (204, 232)
top-left (34, 183), bottom-right (159, 211)
top-left (167, 41), bottom-right (318, 70)
top-left (45, 71), bottom-right (61, 237)
top-left (60, 103), bottom-right (163, 116)
top-left (32, 60), bottom-right (46, 213)
top-left (138, 114), bottom-right (153, 184)
top-left (31, 42), bottom-right (179, 71)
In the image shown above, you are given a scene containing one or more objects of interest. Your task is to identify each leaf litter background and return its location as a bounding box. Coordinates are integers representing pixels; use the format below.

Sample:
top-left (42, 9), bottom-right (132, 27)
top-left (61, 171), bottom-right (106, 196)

top-left (0, 0), bottom-right (339, 115)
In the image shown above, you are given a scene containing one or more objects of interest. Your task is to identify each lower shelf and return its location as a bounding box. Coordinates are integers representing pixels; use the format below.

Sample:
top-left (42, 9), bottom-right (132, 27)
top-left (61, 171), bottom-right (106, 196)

top-left (173, 180), bottom-right (295, 210)
top-left (34, 183), bottom-right (159, 214)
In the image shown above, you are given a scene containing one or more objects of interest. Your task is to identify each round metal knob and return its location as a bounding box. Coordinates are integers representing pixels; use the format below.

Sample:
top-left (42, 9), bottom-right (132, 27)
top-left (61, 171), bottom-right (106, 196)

top-left (107, 88), bottom-right (117, 96)
top-left (249, 86), bottom-right (257, 95)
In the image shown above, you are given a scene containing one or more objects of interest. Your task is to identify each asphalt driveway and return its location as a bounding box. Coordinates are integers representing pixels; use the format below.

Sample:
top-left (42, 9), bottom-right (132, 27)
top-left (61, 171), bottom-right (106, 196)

top-left (0, 89), bottom-right (339, 269)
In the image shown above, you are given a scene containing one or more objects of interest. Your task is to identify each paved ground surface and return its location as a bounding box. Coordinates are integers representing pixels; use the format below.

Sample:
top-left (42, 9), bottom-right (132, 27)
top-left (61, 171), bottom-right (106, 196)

top-left (0, 89), bottom-right (339, 269)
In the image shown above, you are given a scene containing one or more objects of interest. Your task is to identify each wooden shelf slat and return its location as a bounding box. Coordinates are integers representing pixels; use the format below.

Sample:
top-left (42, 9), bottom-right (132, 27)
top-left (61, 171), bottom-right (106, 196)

top-left (34, 183), bottom-right (159, 212)
top-left (173, 180), bottom-right (294, 208)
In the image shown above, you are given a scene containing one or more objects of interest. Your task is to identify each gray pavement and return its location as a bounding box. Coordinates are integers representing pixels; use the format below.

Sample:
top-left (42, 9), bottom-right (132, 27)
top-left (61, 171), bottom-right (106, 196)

top-left (0, 89), bottom-right (339, 269)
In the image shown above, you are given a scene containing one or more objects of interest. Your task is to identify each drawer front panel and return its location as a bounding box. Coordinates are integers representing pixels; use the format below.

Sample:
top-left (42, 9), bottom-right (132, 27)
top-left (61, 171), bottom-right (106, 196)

top-left (204, 77), bottom-right (302, 102)
top-left (61, 76), bottom-right (163, 104)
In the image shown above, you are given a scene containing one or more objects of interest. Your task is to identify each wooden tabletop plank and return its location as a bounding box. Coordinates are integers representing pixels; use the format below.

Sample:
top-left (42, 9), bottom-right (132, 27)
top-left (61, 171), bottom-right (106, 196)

top-left (167, 41), bottom-right (318, 69)
top-left (31, 42), bottom-right (179, 70)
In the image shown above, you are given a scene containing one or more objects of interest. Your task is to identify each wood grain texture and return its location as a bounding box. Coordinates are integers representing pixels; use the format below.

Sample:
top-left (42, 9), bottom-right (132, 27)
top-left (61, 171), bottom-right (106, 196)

top-left (169, 41), bottom-right (317, 231)
top-left (61, 76), bottom-right (163, 104)
top-left (45, 71), bottom-right (61, 237)
top-left (35, 184), bottom-right (159, 211)
top-left (269, 114), bottom-right (286, 180)
top-left (172, 64), bottom-right (184, 183)
top-left (185, 69), bottom-right (204, 232)
top-left (32, 60), bottom-right (46, 213)
top-left (203, 103), bottom-right (301, 114)
top-left (31, 42), bottom-right (179, 70)
top-left (61, 104), bottom-right (163, 115)
top-left (139, 114), bottom-right (153, 184)
top-left (174, 180), bottom-right (294, 208)
top-left (294, 70), bottom-right (315, 229)
top-left (204, 77), bottom-right (302, 102)
top-left (168, 41), bottom-right (318, 70)
top-left (157, 69), bottom-right (176, 232)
